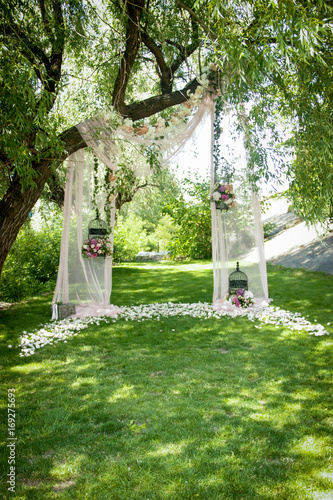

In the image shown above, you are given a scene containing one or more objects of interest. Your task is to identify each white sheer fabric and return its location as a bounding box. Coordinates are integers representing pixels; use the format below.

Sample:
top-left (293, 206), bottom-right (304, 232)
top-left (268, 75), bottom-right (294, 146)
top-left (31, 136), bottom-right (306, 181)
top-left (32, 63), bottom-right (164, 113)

top-left (211, 106), bottom-right (269, 310)
top-left (52, 149), bottom-right (118, 319)
top-left (52, 94), bottom-right (269, 318)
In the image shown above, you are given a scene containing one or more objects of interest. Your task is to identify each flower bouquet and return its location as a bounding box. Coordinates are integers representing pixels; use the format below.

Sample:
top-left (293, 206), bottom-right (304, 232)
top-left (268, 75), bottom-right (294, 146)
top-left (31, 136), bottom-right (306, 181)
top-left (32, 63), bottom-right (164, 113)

top-left (82, 237), bottom-right (112, 258)
top-left (225, 288), bottom-right (255, 308)
top-left (211, 183), bottom-right (236, 210)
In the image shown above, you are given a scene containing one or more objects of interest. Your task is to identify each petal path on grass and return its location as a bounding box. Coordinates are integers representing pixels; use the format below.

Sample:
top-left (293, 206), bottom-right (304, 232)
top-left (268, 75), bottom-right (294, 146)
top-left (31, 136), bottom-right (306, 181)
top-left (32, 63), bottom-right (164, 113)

top-left (14, 302), bottom-right (329, 357)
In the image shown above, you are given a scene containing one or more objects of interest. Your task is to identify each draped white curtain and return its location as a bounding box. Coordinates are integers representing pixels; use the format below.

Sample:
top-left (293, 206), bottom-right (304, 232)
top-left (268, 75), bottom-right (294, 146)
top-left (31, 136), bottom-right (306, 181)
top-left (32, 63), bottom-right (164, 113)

top-left (52, 94), bottom-right (269, 318)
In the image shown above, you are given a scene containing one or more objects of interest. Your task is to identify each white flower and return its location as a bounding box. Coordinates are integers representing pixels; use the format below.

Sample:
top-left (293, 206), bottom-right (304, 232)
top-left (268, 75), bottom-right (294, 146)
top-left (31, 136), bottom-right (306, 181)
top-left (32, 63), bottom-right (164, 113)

top-left (123, 118), bottom-right (133, 128)
top-left (244, 290), bottom-right (254, 299)
top-left (156, 117), bottom-right (165, 126)
top-left (212, 191), bottom-right (221, 201)
top-left (197, 74), bottom-right (209, 86)
top-left (17, 300), bottom-right (329, 358)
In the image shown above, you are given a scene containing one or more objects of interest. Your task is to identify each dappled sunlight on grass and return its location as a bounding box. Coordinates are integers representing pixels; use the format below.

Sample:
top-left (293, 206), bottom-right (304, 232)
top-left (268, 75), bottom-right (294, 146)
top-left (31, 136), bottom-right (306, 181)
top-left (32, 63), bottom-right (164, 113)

top-left (294, 436), bottom-right (331, 457)
top-left (147, 440), bottom-right (190, 457)
top-left (109, 384), bottom-right (137, 402)
top-left (0, 261), bottom-right (332, 498)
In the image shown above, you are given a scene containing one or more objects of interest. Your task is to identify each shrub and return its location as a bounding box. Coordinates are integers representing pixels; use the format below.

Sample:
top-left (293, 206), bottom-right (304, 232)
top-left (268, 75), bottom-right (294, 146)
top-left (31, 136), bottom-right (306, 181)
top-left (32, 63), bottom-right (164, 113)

top-left (0, 204), bottom-right (62, 302)
top-left (113, 213), bottom-right (153, 262)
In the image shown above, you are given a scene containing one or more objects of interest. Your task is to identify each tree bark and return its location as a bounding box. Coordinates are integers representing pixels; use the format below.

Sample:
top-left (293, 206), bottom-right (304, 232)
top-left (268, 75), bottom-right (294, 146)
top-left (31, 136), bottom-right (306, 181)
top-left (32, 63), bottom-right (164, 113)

top-left (124, 78), bottom-right (201, 120)
top-left (0, 164), bottom-right (58, 282)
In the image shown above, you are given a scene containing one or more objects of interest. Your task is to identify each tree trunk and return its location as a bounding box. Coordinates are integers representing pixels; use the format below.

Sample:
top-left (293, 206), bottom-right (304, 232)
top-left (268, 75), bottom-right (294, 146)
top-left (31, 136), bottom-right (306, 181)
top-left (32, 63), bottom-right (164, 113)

top-left (0, 168), bottom-right (55, 279)
top-left (0, 125), bottom-right (86, 280)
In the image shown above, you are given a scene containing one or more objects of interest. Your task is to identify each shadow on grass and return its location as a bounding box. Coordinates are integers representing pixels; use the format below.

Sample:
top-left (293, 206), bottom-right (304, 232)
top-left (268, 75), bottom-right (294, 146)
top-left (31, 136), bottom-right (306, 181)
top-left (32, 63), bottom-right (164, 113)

top-left (0, 262), bottom-right (332, 498)
top-left (1, 313), bottom-right (332, 499)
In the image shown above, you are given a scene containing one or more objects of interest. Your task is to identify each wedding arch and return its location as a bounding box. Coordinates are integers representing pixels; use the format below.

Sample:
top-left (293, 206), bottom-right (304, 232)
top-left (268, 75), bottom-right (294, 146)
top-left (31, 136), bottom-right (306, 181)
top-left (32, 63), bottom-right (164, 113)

top-left (52, 86), bottom-right (269, 319)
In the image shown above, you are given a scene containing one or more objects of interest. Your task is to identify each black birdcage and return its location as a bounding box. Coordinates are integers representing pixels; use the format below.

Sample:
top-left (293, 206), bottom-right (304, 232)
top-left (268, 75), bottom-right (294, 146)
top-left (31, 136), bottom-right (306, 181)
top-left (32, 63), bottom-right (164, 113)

top-left (88, 209), bottom-right (107, 238)
top-left (229, 262), bottom-right (248, 295)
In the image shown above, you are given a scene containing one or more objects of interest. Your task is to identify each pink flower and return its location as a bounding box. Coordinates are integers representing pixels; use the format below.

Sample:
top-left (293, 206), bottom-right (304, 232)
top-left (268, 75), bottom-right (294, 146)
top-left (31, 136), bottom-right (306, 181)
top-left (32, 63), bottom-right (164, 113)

top-left (233, 297), bottom-right (240, 307)
top-left (136, 124), bottom-right (148, 136)
top-left (95, 245), bottom-right (100, 251)
top-left (92, 253), bottom-right (97, 258)
top-left (87, 247), bottom-right (91, 251)
top-left (87, 252), bottom-right (92, 257)
top-left (236, 288), bottom-right (244, 296)
top-left (123, 126), bottom-right (134, 134)
top-left (91, 239), bottom-right (97, 246)
top-left (218, 185), bottom-right (225, 192)
top-left (221, 194), bottom-right (229, 200)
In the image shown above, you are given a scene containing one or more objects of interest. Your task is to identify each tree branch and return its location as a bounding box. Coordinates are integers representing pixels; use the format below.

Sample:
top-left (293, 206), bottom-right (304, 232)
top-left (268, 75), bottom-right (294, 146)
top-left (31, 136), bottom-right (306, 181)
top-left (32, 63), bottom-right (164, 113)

top-left (142, 32), bottom-right (172, 93)
top-left (38, 0), bottom-right (52, 39)
top-left (112, 0), bottom-right (145, 114)
top-left (176, 0), bottom-right (217, 40)
top-left (167, 1), bottom-right (201, 84)
top-left (123, 77), bottom-right (201, 120)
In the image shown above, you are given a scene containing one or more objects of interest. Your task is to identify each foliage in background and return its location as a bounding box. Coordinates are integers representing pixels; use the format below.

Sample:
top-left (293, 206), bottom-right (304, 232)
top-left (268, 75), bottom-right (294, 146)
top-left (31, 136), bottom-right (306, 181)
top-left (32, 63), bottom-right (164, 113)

top-left (113, 213), bottom-right (155, 262)
top-left (113, 168), bottom-right (181, 261)
top-left (0, 204), bottom-right (62, 302)
top-left (113, 213), bottom-right (178, 262)
top-left (163, 178), bottom-right (212, 259)
top-left (2, 0), bottom-right (333, 284)
top-left (119, 168), bottom-right (181, 233)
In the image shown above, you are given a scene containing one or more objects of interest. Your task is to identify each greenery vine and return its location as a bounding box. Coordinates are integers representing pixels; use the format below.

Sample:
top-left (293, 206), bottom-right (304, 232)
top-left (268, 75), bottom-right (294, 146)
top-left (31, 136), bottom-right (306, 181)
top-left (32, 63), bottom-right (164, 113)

top-left (213, 97), bottom-right (234, 184)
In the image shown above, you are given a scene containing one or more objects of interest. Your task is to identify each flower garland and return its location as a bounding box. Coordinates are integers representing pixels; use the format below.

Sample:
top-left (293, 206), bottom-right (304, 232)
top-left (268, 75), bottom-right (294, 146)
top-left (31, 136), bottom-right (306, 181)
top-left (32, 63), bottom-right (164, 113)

top-left (102, 64), bottom-right (216, 141)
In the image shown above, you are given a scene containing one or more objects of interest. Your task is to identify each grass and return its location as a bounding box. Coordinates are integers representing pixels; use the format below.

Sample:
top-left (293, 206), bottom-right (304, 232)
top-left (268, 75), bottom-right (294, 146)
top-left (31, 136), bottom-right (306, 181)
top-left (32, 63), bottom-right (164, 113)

top-left (0, 261), bottom-right (332, 499)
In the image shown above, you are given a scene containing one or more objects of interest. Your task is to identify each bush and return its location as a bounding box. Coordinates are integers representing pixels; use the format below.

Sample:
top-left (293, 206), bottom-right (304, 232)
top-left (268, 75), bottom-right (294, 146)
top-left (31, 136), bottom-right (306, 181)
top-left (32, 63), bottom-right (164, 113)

top-left (113, 213), bottom-right (154, 262)
top-left (0, 204), bottom-right (62, 302)
top-left (163, 180), bottom-right (212, 259)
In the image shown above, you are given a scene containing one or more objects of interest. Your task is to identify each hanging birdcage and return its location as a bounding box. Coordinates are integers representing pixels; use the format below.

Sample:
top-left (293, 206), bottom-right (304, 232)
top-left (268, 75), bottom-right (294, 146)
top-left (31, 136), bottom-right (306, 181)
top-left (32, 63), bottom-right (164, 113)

top-left (88, 209), bottom-right (107, 238)
top-left (229, 261), bottom-right (248, 295)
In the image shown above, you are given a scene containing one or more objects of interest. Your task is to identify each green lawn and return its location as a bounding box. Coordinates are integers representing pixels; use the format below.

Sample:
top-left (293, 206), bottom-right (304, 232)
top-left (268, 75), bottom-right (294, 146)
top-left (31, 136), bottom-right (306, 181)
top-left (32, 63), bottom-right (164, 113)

top-left (0, 262), bottom-right (332, 499)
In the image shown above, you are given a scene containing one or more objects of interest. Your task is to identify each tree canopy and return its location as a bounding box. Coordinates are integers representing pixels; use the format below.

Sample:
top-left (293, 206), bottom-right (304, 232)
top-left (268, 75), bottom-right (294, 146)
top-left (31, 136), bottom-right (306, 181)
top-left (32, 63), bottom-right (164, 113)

top-left (0, 0), bottom-right (333, 277)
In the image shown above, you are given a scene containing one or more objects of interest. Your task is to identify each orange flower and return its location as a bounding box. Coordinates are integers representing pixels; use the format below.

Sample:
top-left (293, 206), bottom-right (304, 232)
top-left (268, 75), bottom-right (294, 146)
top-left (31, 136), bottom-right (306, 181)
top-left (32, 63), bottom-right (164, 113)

top-left (136, 124), bottom-right (148, 136)
top-left (108, 173), bottom-right (117, 182)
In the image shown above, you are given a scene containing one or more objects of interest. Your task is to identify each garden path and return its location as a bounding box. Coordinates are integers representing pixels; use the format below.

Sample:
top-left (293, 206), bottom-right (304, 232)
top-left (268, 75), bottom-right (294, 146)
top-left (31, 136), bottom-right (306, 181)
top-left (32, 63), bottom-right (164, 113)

top-left (263, 199), bottom-right (333, 275)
